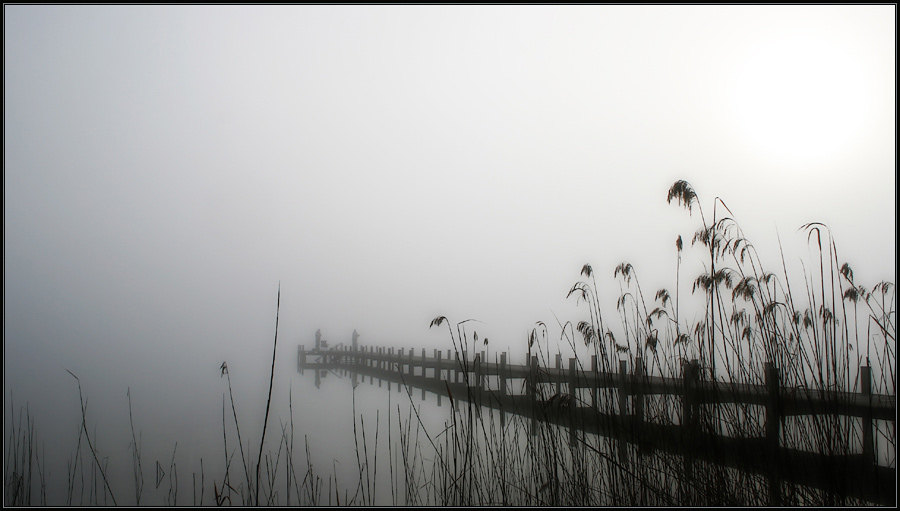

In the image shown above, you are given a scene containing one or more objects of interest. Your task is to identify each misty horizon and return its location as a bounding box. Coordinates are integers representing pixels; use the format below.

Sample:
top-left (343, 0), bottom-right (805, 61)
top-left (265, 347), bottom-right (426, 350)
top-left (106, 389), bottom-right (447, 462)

top-left (4, 5), bottom-right (895, 506)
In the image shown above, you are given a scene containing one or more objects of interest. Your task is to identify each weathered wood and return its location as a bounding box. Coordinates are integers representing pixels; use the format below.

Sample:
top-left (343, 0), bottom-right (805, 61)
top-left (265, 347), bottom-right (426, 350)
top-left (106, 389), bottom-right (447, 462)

top-left (500, 352), bottom-right (507, 428)
top-left (298, 346), bottom-right (894, 419)
top-left (435, 349), bottom-right (442, 406)
top-left (618, 359), bottom-right (628, 462)
top-left (555, 353), bottom-right (562, 396)
top-left (861, 365), bottom-right (877, 501)
top-left (634, 356), bottom-right (645, 454)
top-left (530, 355), bottom-right (537, 436)
top-left (475, 351), bottom-right (483, 405)
top-left (569, 357), bottom-right (577, 447)
top-left (681, 359), bottom-right (698, 504)
top-left (299, 341), bottom-right (896, 505)
top-left (765, 361), bottom-right (781, 506)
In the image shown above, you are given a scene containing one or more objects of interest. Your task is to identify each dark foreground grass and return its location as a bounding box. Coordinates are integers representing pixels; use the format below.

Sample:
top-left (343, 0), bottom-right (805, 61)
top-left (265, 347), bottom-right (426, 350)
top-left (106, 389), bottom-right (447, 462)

top-left (4, 180), bottom-right (895, 506)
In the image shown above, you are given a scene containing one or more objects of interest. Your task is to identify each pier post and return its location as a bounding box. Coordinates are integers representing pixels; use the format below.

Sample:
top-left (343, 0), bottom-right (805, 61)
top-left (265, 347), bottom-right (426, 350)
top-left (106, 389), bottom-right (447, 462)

top-left (765, 362), bottom-right (781, 506)
top-left (422, 349), bottom-right (427, 400)
top-left (389, 348), bottom-right (394, 390)
top-left (432, 349), bottom-right (438, 379)
top-left (861, 365), bottom-right (876, 500)
top-left (436, 350), bottom-right (443, 407)
top-left (474, 351), bottom-right (483, 407)
top-left (445, 350), bottom-right (453, 383)
top-left (861, 365), bottom-right (874, 460)
top-left (617, 359), bottom-right (628, 462)
top-left (479, 350), bottom-right (485, 391)
top-left (590, 354), bottom-right (598, 410)
top-left (500, 352), bottom-right (507, 428)
top-left (298, 345), bottom-right (305, 375)
top-left (681, 359), bottom-right (698, 504)
top-left (499, 352), bottom-right (507, 398)
top-left (447, 350), bottom-right (452, 382)
top-left (569, 357), bottom-right (577, 447)
top-left (635, 356), bottom-right (644, 450)
top-left (555, 353), bottom-right (562, 396)
top-left (351, 330), bottom-right (359, 387)
top-left (530, 355), bottom-right (538, 436)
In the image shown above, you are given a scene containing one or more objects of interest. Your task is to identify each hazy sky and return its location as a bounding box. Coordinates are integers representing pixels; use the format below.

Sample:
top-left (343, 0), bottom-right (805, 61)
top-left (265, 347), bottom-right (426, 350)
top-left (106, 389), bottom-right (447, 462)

top-left (3, 5), bottom-right (896, 504)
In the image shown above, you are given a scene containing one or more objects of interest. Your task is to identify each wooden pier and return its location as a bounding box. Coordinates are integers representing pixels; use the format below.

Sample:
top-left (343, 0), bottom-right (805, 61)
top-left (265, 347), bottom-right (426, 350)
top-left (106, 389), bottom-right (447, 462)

top-left (298, 331), bottom-right (896, 506)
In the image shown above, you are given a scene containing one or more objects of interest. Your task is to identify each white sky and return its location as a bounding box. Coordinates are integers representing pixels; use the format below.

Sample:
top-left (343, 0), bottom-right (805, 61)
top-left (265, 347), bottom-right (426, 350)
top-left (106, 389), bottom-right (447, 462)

top-left (3, 5), bottom-right (896, 503)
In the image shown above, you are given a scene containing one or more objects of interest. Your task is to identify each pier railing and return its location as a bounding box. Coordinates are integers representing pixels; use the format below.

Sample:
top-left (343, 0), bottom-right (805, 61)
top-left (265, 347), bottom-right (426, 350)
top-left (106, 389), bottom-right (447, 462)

top-left (298, 338), bottom-right (895, 506)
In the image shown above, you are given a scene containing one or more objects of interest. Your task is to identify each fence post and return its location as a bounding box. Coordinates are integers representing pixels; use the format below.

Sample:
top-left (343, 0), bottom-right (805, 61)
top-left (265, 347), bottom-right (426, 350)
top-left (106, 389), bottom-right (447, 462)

top-left (765, 362), bottom-right (781, 506)
top-left (618, 359), bottom-right (628, 462)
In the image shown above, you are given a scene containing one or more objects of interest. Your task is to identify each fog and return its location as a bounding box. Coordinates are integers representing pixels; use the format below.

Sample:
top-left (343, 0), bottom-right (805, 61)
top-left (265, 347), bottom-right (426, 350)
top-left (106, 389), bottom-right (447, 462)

top-left (4, 5), bottom-right (895, 506)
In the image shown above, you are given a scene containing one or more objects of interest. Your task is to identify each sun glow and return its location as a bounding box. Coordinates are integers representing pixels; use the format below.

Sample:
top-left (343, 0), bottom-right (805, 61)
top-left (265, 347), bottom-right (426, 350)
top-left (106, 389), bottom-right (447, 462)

top-left (731, 34), bottom-right (869, 165)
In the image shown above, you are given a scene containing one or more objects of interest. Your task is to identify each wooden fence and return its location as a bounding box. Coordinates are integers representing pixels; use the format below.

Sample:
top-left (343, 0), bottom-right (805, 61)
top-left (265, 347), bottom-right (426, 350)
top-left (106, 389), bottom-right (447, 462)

top-left (298, 334), bottom-right (895, 506)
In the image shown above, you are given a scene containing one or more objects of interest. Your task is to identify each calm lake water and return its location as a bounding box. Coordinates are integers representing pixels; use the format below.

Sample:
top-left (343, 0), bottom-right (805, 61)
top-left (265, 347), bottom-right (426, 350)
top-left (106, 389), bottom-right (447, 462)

top-left (5, 340), bottom-right (895, 506)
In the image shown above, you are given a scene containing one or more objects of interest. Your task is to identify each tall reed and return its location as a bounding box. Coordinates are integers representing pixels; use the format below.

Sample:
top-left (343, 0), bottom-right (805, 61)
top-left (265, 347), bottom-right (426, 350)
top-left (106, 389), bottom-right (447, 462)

top-left (384, 179), bottom-right (895, 506)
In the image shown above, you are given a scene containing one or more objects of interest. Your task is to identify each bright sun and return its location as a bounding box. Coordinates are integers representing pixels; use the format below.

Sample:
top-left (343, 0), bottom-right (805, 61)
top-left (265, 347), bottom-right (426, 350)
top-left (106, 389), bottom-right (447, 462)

top-left (732, 34), bottom-right (868, 165)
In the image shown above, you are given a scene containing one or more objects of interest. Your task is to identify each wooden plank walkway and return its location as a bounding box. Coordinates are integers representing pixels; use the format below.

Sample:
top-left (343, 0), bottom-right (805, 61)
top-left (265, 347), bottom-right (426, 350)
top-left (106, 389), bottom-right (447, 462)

top-left (298, 335), bottom-right (896, 506)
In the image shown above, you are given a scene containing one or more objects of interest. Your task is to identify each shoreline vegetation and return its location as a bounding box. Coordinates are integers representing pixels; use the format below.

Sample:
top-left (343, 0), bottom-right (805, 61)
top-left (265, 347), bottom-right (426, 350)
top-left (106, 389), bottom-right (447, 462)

top-left (5, 180), bottom-right (895, 506)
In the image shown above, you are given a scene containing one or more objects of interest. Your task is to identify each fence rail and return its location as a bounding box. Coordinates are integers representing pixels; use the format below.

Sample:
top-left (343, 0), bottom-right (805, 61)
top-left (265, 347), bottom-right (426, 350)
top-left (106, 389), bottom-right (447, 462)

top-left (298, 334), bottom-right (895, 506)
